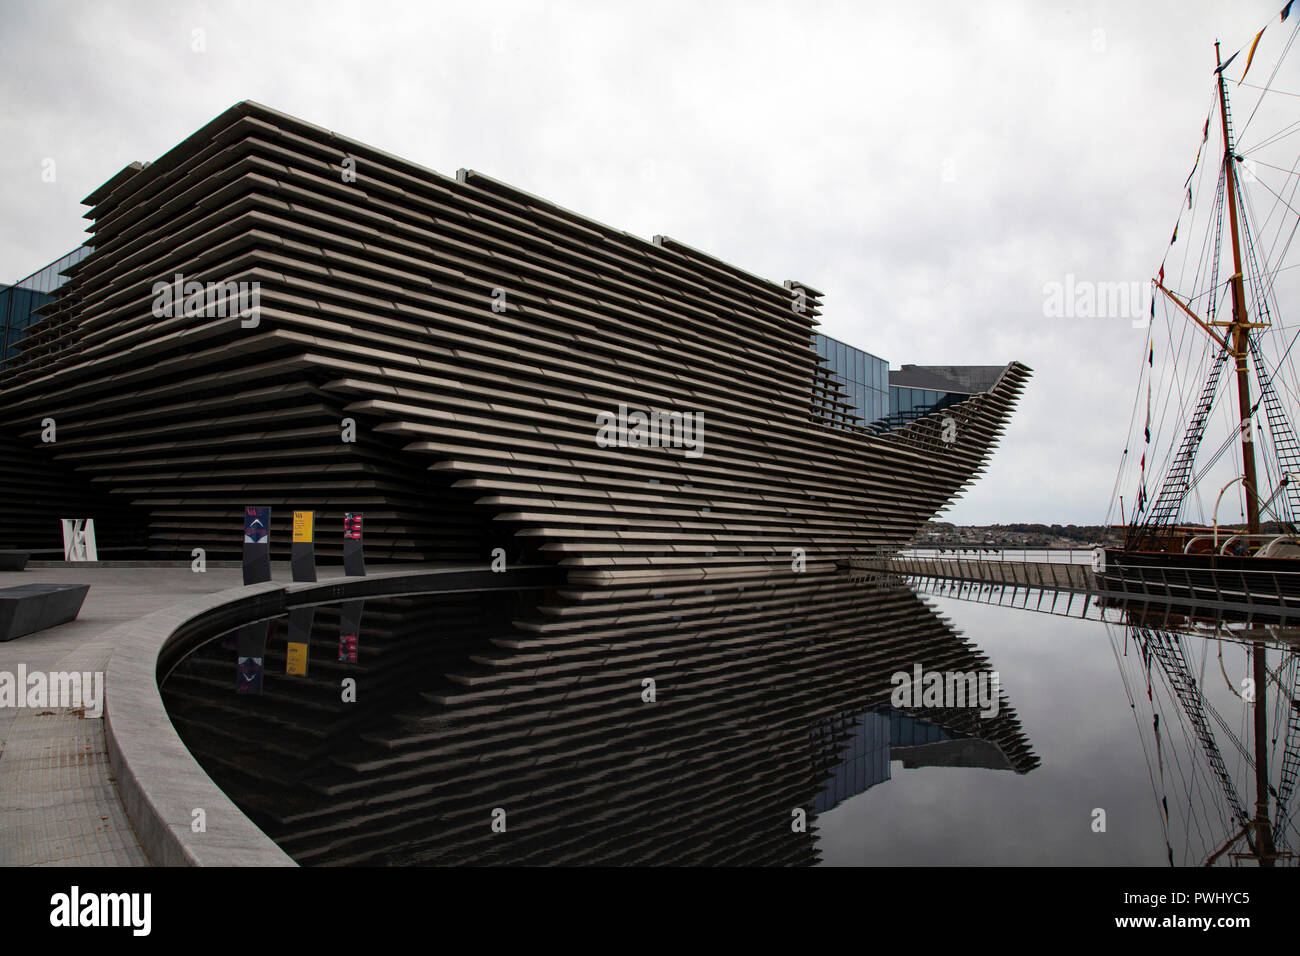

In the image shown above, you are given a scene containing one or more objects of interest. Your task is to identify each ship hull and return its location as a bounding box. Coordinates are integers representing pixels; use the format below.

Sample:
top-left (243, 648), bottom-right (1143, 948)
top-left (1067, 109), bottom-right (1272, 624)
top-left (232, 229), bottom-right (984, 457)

top-left (1101, 548), bottom-right (1300, 610)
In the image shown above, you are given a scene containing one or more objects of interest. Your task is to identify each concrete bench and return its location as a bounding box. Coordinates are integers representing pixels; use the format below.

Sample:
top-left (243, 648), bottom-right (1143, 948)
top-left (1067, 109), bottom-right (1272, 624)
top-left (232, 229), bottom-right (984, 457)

top-left (0, 583), bottom-right (90, 642)
top-left (0, 551), bottom-right (30, 572)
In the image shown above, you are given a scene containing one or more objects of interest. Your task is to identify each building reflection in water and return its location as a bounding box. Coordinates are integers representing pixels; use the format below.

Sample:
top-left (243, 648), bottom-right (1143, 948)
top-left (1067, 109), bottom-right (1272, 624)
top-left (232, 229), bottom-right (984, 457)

top-left (160, 572), bottom-right (1039, 865)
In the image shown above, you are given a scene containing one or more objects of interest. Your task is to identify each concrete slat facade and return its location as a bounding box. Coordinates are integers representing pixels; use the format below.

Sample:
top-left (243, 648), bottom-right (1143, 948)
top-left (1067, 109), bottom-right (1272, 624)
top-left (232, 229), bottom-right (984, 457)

top-left (0, 101), bottom-right (1030, 582)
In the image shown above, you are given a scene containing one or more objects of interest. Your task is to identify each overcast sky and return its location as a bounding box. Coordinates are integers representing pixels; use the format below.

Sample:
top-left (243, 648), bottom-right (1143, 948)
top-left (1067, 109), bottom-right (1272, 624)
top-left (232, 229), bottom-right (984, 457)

top-left (3, 0), bottom-right (1296, 525)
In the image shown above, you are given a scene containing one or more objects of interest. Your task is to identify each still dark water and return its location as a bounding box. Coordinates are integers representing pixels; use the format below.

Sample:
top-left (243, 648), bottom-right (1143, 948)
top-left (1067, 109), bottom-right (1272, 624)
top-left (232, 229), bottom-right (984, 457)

top-left (159, 572), bottom-right (1298, 866)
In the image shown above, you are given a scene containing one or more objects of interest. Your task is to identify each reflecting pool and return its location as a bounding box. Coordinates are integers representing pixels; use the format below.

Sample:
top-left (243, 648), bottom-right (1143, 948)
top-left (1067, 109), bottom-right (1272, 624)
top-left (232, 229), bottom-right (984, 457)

top-left (159, 572), bottom-right (1299, 866)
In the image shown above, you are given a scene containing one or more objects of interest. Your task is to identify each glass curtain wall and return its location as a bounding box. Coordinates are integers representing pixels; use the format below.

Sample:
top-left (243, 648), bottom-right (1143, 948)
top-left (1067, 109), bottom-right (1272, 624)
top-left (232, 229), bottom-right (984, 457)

top-left (812, 332), bottom-right (889, 426)
top-left (1, 245), bottom-right (91, 372)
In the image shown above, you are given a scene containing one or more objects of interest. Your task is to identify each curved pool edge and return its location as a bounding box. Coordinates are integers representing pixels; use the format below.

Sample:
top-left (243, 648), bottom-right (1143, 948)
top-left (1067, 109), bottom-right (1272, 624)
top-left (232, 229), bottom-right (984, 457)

top-left (104, 564), bottom-right (564, 866)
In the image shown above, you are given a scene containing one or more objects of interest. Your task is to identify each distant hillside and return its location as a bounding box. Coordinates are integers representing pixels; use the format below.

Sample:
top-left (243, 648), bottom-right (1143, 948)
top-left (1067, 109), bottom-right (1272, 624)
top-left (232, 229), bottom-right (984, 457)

top-left (910, 521), bottom-right (1114, 548)
top-left (912, 520), bottom-right (1293, 548)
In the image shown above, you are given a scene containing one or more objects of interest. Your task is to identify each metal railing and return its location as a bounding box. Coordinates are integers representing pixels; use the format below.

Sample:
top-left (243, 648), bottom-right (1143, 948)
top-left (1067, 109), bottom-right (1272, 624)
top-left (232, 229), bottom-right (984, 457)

top-left (898, 546), bottom-right (1095, 565)
top-left (852, 546), bottom-right (1300, 618)
top-left (907, 574), bottom-right (1300, 646)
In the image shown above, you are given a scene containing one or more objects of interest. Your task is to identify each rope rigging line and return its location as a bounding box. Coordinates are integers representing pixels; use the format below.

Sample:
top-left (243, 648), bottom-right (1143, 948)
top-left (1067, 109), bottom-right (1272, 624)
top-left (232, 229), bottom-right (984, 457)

top-left (1128, 627), bottom-right (1223, 860)
top-left (1107, 626), bottom-right (1174, 853)
top-left (1154, 642), bottom-right (1236, 855)
top-left (1248, 165), bottom-right (1300, 224)
top-left (1134, 165), bottom-right (1228, 530)
top-left (1244, 117), bottom-right (1300, 154)
top-left (1237, 15), bottom-right (1300, 146)
top-left (1238, 82), bottom-right (1300, 99)
top-left (1142, 627), bottom-right (1250, 841)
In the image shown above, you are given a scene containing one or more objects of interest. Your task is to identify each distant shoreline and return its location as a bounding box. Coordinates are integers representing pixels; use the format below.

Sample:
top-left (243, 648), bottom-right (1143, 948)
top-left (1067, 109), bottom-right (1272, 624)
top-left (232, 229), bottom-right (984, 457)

top-left (910, 520), bottom-right (1293, 550)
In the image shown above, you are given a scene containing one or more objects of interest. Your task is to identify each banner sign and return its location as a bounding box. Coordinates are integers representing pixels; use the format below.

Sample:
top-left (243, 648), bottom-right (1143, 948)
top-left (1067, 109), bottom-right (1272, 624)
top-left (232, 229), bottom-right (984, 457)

top-left (236, 656), bottom-right (264, 694)
top-left (338, 633), bottom-right (358, 664)
top-left (286, 606), bottom-right (314, 675)
top-left (234, 621), bottom-right (272, 695)
top-left (286, 642), bottom-right (309, 676)
top-left (291, 511), bottom-right (317, 583)
top-left (292, 511), bottom-right (314, 544)
top-left (242, 506), bottom-right (271, 585)
top-left (343, 513), bottom-right (365, 577)
top-left (244, 507), bottom-right (270, 544)
top-left (338, 599), bottom-right (364, 663)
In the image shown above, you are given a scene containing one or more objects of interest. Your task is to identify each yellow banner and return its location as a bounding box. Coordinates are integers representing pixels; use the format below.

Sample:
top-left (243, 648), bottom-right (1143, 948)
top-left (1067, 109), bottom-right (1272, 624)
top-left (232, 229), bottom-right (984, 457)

top-left (1240, 26), bottom-right (1266, 85)
top-left (292, 511), bottom-right (314, 543)
top-left (286, 642), bottom-right (309, 676)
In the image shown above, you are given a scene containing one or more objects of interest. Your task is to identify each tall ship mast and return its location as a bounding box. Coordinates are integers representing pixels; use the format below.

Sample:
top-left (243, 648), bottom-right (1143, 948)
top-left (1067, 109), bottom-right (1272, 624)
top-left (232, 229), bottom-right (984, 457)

top-left (1103, 11), bottom-right (1300, 866)
top-left (1106, 12), bottom-right (1300, 607)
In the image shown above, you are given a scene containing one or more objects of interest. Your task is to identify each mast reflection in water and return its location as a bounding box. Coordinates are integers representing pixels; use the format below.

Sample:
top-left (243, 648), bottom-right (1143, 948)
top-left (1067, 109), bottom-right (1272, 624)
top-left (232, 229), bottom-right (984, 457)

top-left (160, 573), bottom-right (1037, 865)
top-left (1101, 605), bottom-right (1299, 866)
top-left (909, 573), bottom-right (1300, 867)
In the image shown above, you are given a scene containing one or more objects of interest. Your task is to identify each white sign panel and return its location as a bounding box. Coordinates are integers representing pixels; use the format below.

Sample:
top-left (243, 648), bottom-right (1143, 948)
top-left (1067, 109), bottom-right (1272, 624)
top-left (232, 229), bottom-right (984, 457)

top-left (61, 518), bottom-right (98, 562)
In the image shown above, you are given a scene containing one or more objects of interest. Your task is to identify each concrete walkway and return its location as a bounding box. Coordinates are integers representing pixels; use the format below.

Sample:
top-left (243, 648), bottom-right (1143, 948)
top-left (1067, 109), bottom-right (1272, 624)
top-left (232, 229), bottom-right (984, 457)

top-left (0, 561), bottom-right (562, 866)
top-left (1, 564), bottom-right (263, 866)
